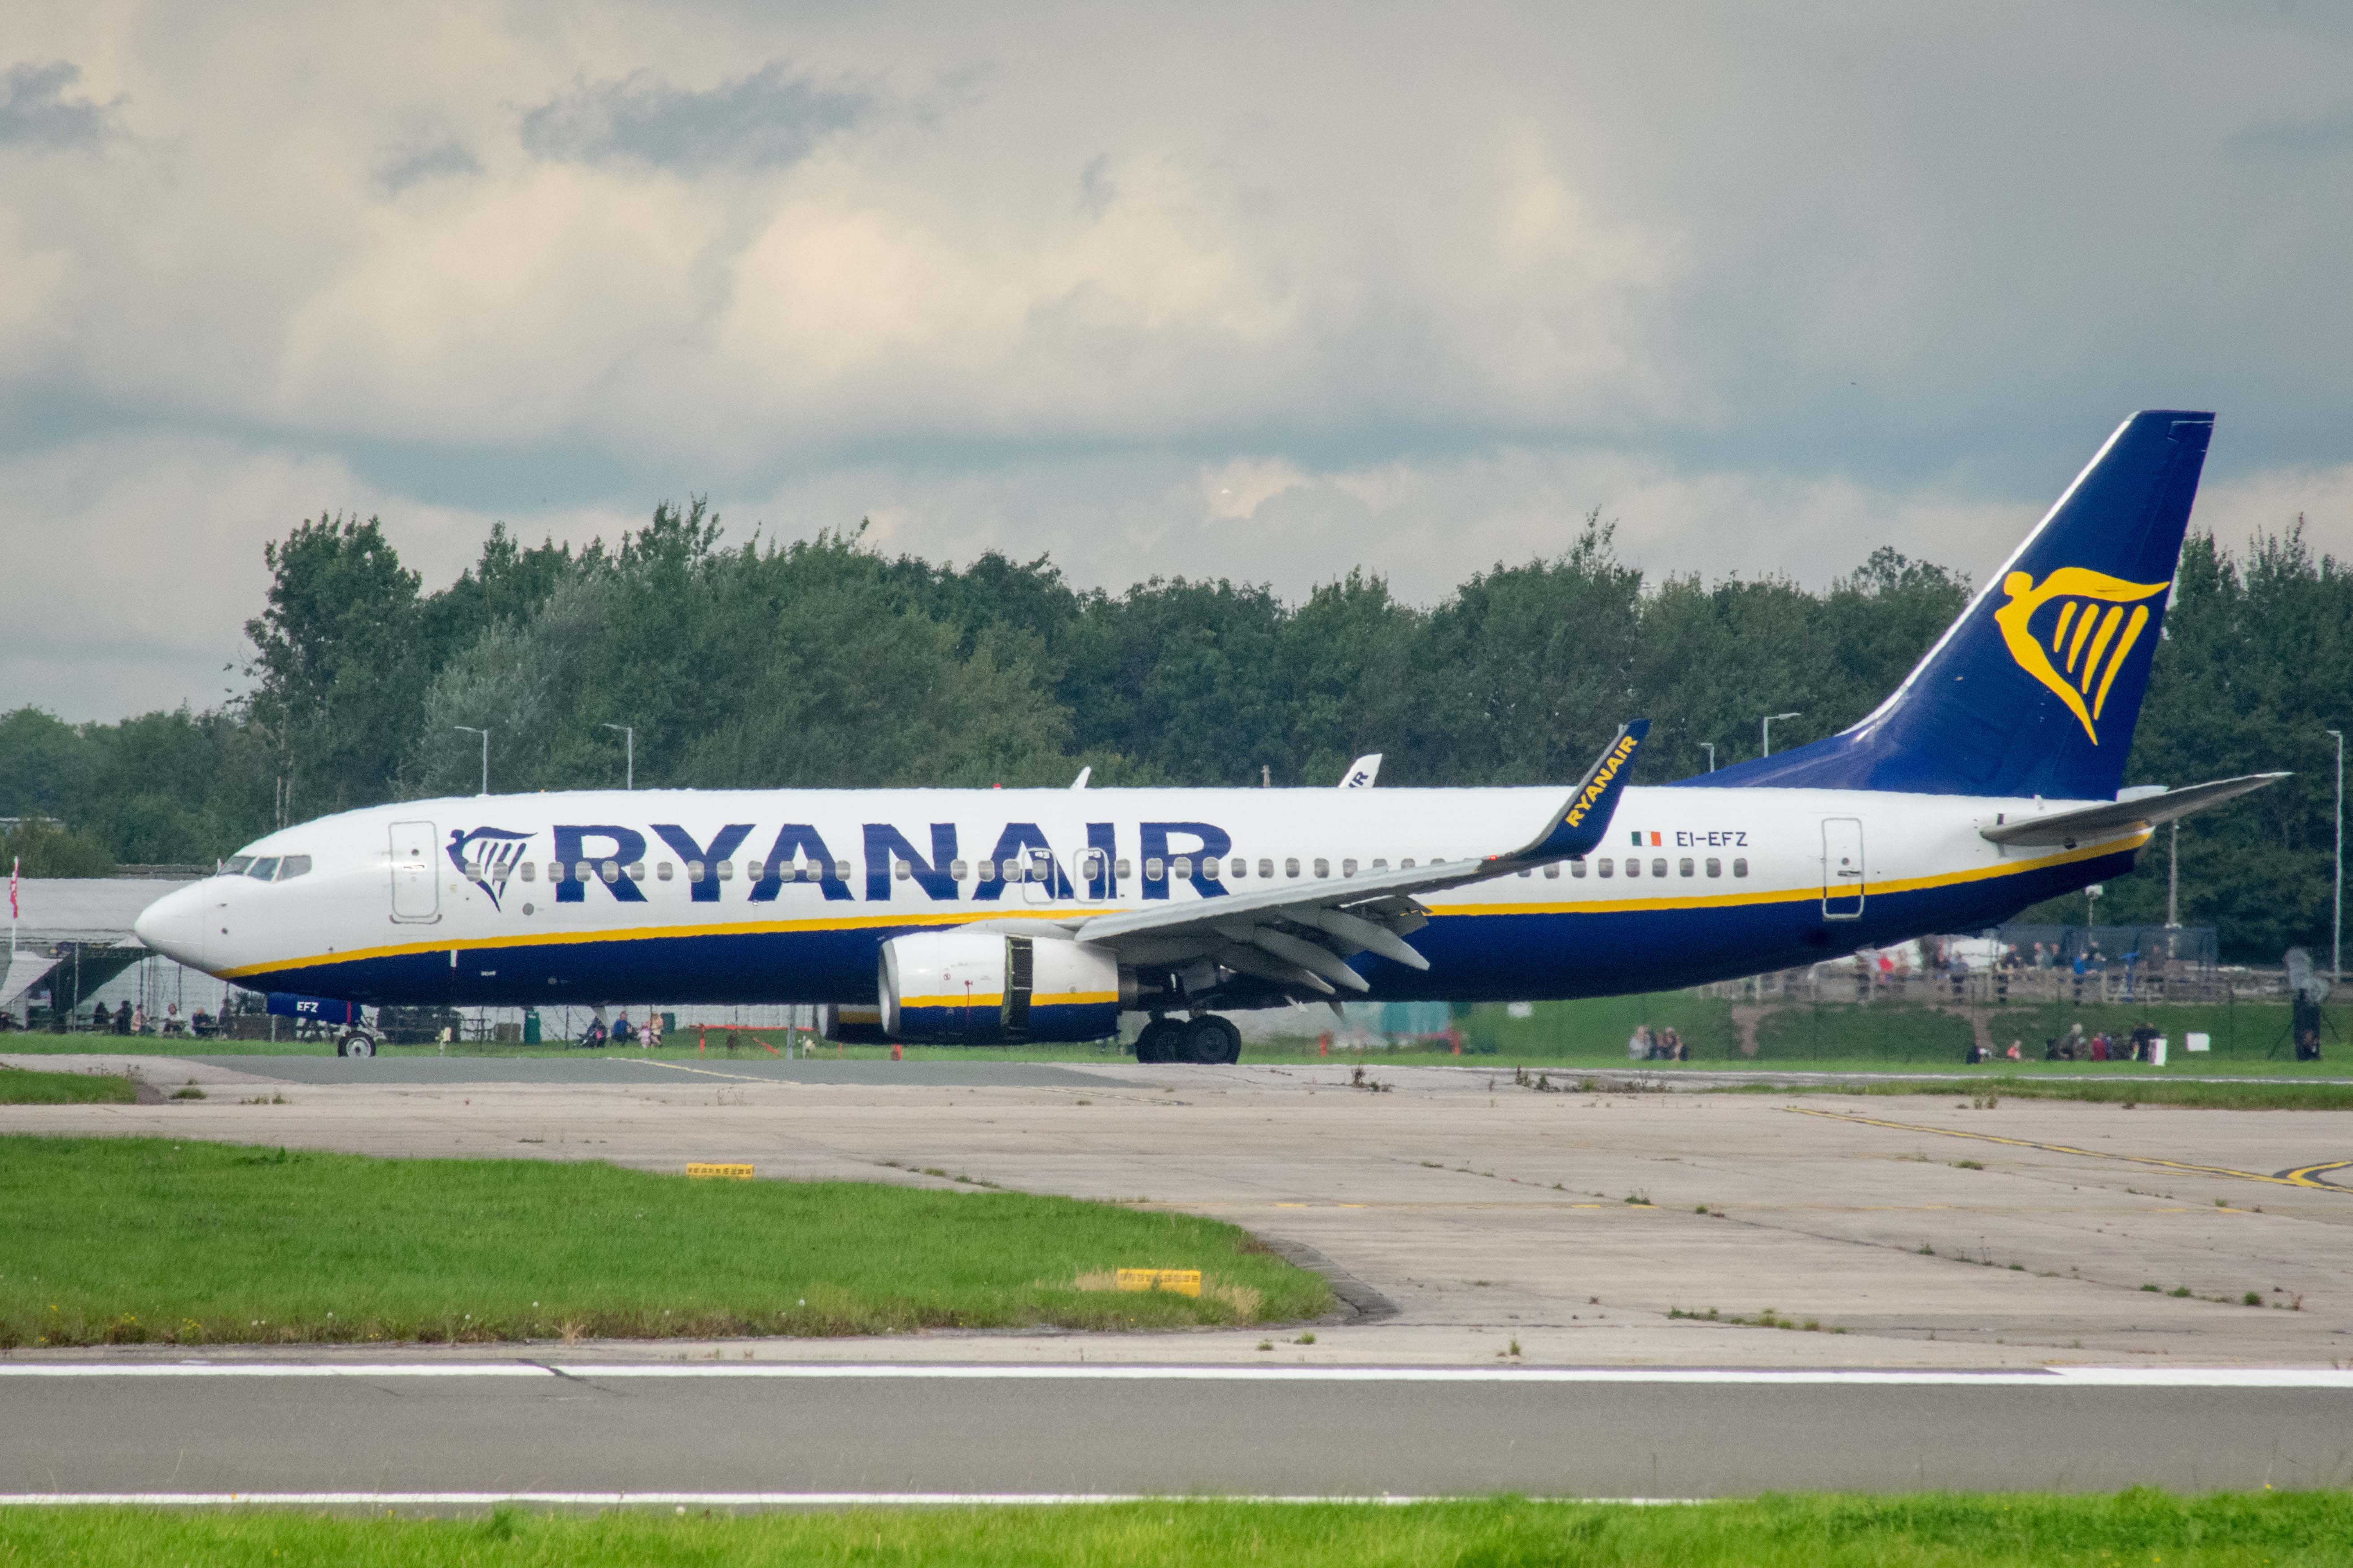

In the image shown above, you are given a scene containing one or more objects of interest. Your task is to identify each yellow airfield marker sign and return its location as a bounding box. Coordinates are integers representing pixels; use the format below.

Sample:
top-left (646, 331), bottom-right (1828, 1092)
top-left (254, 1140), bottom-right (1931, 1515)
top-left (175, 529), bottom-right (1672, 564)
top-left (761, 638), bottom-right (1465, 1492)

top-left (1115, 1268), bottom-right (1202, 1297)
top-left (687, 1163), bottom-right (755, 1180)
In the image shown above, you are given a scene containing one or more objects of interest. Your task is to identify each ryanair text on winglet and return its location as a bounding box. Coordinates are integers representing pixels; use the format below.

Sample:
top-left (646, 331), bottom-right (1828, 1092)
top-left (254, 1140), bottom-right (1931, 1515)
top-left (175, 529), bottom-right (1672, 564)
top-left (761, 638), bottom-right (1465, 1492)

top-left (1561, 733), bottom-right (1640, 830)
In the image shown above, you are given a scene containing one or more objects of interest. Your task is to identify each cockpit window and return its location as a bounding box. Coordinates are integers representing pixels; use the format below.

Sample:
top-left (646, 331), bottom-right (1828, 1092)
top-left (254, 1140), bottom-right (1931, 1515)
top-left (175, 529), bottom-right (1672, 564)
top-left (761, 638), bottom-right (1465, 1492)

top-left (223, 856), bottom-right (254, 877)
top-left (276, 855), bottom-right (312, 881)
top-left (247, 857), bottom-right (281, 881)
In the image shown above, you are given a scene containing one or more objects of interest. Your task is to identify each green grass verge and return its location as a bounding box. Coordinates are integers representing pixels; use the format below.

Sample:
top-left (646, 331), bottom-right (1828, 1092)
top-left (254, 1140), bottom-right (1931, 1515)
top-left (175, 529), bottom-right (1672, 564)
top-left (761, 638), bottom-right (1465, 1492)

top-left (1715, 1075), bottom-right (2353, 1110)
top-left (2, 1491), bottom-right (2349, 1566)
top-left (0, 1065), bottom-right (137, 1104)
top-left (0, 1136), bottom-right (1327, 1348)
top-left (0, 1034), bottom-right (347, 1056)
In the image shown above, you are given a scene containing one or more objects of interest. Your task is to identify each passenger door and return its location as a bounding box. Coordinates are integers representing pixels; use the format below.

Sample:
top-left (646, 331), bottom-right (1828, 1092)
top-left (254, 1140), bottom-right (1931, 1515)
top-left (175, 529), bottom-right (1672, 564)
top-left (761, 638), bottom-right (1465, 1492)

top-left (1821, 817), bottom-right (1865, 920)
top-left (390, 821), bottom-right (440, 923)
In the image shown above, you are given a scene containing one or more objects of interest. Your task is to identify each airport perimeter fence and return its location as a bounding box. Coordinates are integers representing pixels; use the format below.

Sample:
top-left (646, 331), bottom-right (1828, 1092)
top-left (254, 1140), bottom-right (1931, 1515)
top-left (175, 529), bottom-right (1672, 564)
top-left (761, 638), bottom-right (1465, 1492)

top-left (1705, 926), bottom-right (2237, 1008)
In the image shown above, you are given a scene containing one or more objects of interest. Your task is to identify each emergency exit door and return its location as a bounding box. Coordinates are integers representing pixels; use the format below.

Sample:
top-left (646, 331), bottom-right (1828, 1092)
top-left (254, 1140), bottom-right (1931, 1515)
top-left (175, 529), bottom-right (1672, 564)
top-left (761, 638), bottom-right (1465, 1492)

top-left (1821, 817), bottom-right (1865, 920)
top-left (389, 821), bottom-right (440, 923)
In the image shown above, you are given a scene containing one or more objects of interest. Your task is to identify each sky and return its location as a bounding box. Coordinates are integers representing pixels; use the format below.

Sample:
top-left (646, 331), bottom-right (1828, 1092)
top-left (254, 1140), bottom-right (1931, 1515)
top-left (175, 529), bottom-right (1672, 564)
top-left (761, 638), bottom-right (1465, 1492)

top-left (4, 1), bottom-right (2352, 721)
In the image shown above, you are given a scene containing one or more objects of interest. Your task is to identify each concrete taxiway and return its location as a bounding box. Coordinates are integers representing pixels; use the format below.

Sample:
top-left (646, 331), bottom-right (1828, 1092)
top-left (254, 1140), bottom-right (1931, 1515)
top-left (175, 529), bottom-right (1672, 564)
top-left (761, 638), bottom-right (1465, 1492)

top-left (10, 1053), bottom-right (2352, 1367)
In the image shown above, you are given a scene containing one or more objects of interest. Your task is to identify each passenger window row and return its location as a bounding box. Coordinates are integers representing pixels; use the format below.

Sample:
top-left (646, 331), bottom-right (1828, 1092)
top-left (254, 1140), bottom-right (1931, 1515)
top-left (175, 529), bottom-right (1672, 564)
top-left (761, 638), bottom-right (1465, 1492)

top-left (456, 849), bottom-right (1756, 889)
top-left (1566, 856), bottom-right (1749, 880)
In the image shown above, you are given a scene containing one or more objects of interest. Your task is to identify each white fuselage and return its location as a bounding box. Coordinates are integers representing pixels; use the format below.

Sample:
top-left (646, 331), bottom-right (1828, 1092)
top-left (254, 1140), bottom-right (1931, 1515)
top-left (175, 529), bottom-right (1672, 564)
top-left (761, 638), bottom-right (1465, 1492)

top-left (134, 783), bottom-right (2139, 1012)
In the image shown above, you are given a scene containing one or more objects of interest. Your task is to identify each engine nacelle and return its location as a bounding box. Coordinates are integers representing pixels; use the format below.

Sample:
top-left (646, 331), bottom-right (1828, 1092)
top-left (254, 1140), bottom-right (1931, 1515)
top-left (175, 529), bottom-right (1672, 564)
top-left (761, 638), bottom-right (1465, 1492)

top-left (879, 930), bottom-right (1120, 1044)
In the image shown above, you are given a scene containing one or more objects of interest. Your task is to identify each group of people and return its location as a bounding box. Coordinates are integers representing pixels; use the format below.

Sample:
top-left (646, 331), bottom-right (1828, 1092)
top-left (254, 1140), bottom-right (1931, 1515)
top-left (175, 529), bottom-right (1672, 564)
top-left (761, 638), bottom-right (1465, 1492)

top-left (2036, 1022), bottom-right (2163, 1062)
top-left (1626, 1023), bottom-right (1688, 1061)
top-left (1964, 1039), bottom-right (2025, 1063)
top-left (577, 1010), bottom-right (663, 1050)
top-left (81, 1000), bottom-right (210, 1037)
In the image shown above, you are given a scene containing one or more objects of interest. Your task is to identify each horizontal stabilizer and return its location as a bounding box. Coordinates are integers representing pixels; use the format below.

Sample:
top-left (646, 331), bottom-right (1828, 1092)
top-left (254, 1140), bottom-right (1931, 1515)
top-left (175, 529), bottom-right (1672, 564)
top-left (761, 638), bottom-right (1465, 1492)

top-left (1979, 773), bottom-right (2287, 848)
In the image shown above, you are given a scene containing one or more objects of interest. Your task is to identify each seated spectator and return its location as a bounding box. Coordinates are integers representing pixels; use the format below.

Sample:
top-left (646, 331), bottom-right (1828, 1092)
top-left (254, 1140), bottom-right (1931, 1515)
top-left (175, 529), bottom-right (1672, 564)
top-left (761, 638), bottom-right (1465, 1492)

top-left (190, 1009), bottom-right (216, 1038)
top-left (643, 1013), bottom-right (663, 1050)
top-left (612, 1012), bottom-right (637, 1046)
top-left (1964, 1042), bottom-right (1987, 1064)
top-left (1627, 1025), bottom-right (1651, 1061)
top-left (90, 1001), bottom-right (112, 1033)
top-left (2089, 1032), bottom-right (2108, 1062)
top-left (2005, 1039), bottom-right (2023, 1061)
top-left (580, 1018), bottom-right (608, 1049)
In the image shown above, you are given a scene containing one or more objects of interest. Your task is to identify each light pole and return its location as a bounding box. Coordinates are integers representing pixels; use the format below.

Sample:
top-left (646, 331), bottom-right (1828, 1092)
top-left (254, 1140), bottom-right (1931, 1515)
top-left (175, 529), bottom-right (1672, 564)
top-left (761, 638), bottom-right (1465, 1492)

top-left (453, 727), bottom-right (489, 796)
top-left (1762, 712), bottom-right (1800, 758)
top-left (2329, 728), bottom-right (2344, 981)
top-left (2166, 821), bottom-right (2181, 929)
top-left (603, 724), bottom-right (635, 790)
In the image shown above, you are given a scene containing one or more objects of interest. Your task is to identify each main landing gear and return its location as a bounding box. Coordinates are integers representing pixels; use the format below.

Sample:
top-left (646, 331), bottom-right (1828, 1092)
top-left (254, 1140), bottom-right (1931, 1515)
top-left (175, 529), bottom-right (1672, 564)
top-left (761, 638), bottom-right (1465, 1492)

top-left (335, 1030), bottom-right (376, 1058)
top-left (1134, 1014), bottom-right (1241, 1066)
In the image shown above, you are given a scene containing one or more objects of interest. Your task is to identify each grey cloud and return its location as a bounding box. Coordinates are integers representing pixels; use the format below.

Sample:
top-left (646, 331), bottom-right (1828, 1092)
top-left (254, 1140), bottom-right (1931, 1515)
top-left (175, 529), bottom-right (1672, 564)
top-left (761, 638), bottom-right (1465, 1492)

top-left (0, 61), bottom-right (114, 150)
top-left (376, 140), bottom-right (482, 192)
top-left (519, 62), bottom-right (871, 171)
top-left (2231, 111), bottom-right (2353, 158)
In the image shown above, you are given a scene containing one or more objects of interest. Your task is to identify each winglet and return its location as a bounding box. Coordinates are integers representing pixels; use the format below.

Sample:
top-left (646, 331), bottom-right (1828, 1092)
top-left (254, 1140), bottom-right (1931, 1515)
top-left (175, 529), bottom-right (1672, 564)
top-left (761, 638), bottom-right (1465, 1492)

top-left (1510, 721), bottom-right (1648, 863)
top-left (1338, 754), bottom-right (1382, 789)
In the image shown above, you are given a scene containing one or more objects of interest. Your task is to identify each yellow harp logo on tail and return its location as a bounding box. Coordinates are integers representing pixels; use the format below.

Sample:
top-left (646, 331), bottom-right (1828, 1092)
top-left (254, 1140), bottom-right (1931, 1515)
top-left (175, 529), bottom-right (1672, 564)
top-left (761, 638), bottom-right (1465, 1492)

top-left (1991, 568), bottom-right (2170, 745)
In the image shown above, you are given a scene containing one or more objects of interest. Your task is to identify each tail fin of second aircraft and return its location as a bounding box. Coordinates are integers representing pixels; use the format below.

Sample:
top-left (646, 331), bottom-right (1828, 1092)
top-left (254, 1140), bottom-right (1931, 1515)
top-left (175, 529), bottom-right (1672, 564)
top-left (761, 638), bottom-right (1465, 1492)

top-left (1701, 410), bottom-right (2213, 801)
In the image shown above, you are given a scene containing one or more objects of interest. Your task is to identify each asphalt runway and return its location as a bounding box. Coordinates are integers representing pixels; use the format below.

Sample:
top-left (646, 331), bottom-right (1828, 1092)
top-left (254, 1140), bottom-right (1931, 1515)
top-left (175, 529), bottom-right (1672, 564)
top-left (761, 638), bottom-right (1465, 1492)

top-left (3, 1363), bottom-right (2348, 1501)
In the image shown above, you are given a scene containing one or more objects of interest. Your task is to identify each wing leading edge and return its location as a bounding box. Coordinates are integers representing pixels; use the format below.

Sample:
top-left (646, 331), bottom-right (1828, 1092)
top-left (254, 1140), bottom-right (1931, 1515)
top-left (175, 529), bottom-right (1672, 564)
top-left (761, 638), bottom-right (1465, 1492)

top-left (1065, 721), bottom-right (1648, 996)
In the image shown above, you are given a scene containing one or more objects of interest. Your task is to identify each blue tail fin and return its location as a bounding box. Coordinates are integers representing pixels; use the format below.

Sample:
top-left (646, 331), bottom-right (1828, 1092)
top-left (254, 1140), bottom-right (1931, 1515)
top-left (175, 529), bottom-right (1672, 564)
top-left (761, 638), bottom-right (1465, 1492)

top-left (1700, 410), bottom-right (2213, 800)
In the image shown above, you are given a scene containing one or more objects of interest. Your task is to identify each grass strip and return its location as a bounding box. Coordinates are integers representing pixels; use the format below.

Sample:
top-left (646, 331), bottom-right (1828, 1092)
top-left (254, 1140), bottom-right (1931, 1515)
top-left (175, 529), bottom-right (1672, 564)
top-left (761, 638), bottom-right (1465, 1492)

top-left (1712, 1075), bottom-right (2353, 1110)
top-left (3, 1491), bottom-right (2350, 1566)
top-left (0, 1065), bottom-right (137, 1105)
top-left (0, 1135), bottom-right (1326, 1348)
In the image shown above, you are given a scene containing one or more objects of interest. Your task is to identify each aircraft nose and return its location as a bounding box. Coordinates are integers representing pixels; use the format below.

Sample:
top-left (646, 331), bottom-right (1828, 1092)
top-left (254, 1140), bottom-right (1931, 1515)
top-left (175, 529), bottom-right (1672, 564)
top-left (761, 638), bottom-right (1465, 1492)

top-left (133, 885), bottom-right (208, 969)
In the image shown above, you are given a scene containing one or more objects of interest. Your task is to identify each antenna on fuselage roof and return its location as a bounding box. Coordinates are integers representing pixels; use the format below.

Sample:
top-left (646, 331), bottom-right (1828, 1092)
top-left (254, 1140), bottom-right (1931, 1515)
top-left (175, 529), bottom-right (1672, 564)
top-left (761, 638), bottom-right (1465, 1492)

top-left (1070, 766), bottom-right (1091, 790)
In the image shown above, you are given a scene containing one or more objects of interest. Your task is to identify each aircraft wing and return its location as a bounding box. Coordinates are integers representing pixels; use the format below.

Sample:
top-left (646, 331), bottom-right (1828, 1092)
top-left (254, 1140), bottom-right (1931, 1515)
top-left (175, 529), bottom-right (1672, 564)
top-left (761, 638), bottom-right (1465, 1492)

top-left (1063, 723), bottom-right (1646, 994)
top-left (1978, 772), bottom-right (2287, 848)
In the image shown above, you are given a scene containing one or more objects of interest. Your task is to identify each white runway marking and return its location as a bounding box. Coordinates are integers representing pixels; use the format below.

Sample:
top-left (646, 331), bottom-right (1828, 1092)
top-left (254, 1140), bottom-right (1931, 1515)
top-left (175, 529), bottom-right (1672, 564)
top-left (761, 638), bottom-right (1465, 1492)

top-left (0, 1491), bottom-right (1701, 1508)
top-left (0, 1362), bottom-right (2347, 1386)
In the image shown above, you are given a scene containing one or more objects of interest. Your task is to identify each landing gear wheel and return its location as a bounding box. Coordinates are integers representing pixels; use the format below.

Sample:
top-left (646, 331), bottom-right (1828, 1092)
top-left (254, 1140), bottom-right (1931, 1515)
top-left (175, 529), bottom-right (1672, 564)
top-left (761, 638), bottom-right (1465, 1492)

top-left (337, 1031), bottom-right (376, 1058)
top-left (1183, 1015), bottom-right (1242, 1065)
top-left (1134, 1017), bottom-right (1178, 1063)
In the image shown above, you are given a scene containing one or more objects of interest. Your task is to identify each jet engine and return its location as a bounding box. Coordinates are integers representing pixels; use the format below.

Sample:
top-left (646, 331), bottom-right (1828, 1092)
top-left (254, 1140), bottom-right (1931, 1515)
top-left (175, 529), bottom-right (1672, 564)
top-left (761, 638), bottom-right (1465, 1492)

top-left (878, 930), bottom-right (1121, 1044)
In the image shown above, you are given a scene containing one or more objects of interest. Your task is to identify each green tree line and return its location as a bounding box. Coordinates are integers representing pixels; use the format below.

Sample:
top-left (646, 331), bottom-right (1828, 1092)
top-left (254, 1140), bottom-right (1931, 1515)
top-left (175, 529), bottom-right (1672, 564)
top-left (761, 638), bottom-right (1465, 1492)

top-left (2, 506), bottom-right (2344, 960)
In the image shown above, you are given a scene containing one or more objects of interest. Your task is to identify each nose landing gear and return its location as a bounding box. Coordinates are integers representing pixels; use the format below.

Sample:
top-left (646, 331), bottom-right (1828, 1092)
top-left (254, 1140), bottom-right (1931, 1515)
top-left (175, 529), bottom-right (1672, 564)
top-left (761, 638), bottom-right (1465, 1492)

top-left (1134, 1013), bottom-right (1241, 1065)
top-left (335, 1030), bottom-right (377, 1058)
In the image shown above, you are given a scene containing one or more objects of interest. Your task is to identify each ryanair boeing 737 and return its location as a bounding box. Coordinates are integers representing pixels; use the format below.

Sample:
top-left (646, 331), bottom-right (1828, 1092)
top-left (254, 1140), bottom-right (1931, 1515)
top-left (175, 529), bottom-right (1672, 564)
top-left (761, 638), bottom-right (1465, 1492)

top-left (135, 411), bottom-right (2280, 1061)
